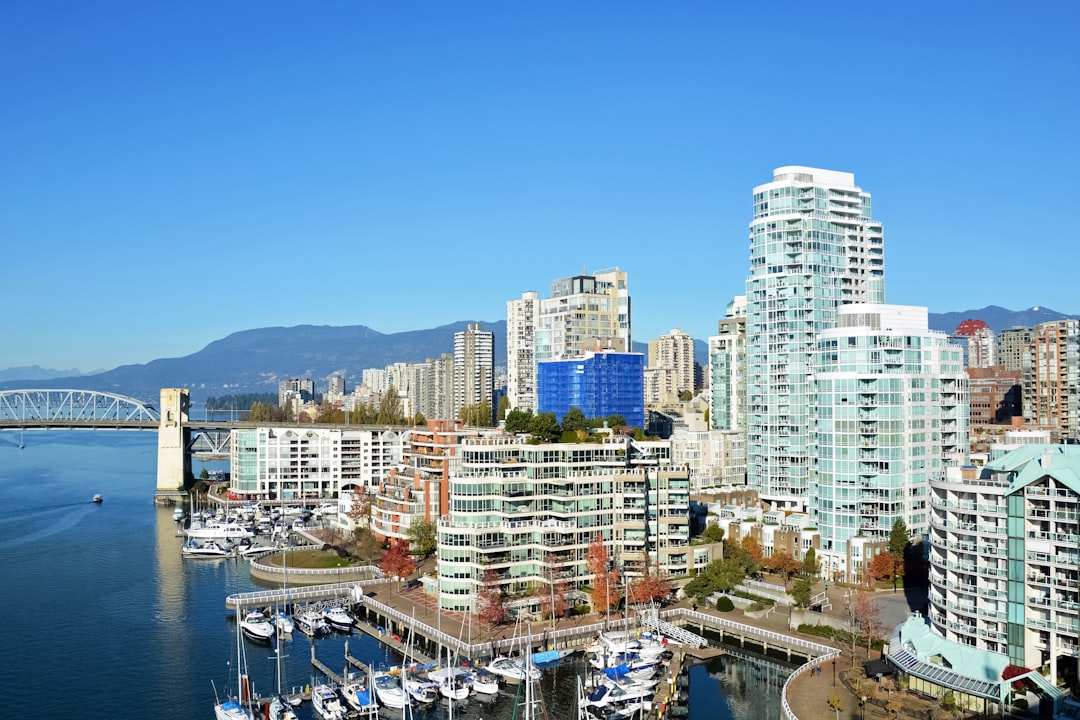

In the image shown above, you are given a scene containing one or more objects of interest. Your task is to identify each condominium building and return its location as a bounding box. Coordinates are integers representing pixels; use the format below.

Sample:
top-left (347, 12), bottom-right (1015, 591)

top-left (967, 366), bottom-right (1022, 426)
top-left (326, 374), bottom-right (346, 403)
top-left (278, 377), bottom-right (314, 409)
top-left (434, 436), bottom-right (708, 612)
top-left (951, 319), bottom-right (998, 369)
top-left (536, 268), bottom-right (631, 363)
top-left (812, 304), bottom-right (968, 581)
top-left (745, 167), bottom-right (885, 510)
top-left (669, 428), bottom-right (746, 490)
top-left (999, 326), bottom-right (1033, 373)
top-left (230, 426), bottom-right (405, 500)
top-left (453, 323), bottom-right (494, 421)
top-left (1023, 319), bottom-right (1080, 441)
top-left (506, 291), bottom-right (539, 412)
top-left (708, 296), bottom-right (747, 432)
top-left (649, 329), bottom-right (696, 398)
top-left (928, 444), bottom-right (1080, 691)
top-left (537, 347), bottom-right (645, 429)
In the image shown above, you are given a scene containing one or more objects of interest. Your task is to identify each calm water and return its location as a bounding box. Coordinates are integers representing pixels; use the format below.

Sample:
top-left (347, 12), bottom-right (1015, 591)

top-left (0, 430), bottom-right (790, 719)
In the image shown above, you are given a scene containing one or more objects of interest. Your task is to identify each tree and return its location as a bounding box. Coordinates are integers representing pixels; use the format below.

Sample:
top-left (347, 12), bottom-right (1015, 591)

top-left (413, 412), bottom-right (426, 426)
top-left (701, 523), bottom-right (725, 544)
top-left (887, 518), bottom-right (910, 592)
top-left (869, 552), bottom-right (896, 583)
top-left (379, 540), bottom-right (417, 591)
top-left (802, 547), bottom-right (820, 578)
top-left (679, 389), bottom-right (693, 401)
top-left (586, 533), bottom-right (619, 615)
top-left (346, 487), bottom-right (372, 529)
top-left (477, 567), bottom-right (508, 625)
top-left (735, 535), bottom-right (763, 575)
top-left (352, 527), bottom-right (384, 565)
top-left (505, 408), bottom-right (533, 434)
top-left (537, 555), bottom-right (570, 622)
top-left (406, 518), bottom-right (437, 559)
top-left (791, 577), bottom-right (813, 608)
top-left (376, 390), bottom-right (404, 425)
top-left (315, 402), bottom-right (346, 424)
top-left (628, 559), bottom-right (674, 606)
top-left (764, 550), bottom-right (802, 587)
top-left (497, 395), bottom-right (510, 422)
top-left (199, 468), bottom-right (210, 480)
top-left (562, 407), bottom-right (588, 432)
top-left (605, 414), bottom-right (627, 429)
top-left (852, 582), bottom-right (884, 658)
top-left (459, 400), bottom-right (493, 427)
top-left (527, 412), bottom-right (561, 442)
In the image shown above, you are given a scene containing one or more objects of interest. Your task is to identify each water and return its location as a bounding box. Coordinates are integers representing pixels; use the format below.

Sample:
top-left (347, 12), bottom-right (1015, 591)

top-left (0, 430), bottom-right (791, 719)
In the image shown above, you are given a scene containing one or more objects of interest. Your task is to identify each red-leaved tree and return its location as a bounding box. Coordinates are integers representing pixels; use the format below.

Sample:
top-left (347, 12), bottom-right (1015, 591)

top-left (586, 533), bottom-right (619, 615)
top-left (379, 539), bottom-right (417, 593)
top-left (477, 567), bottom-right (508, 626)
top-left (628, 558), bottom-right (674, 606)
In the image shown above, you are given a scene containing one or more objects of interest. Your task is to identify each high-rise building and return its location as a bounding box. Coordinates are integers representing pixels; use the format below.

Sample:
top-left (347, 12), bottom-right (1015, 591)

top-left (278, 377), bottom-right (314, 409)
top-left (650, 329), bottom-right (696, 399)
top-left (537, 347), bottom-right (645, 429)
top-left (1023, 319), bottom-right (1080, 440)
top-left (326, 374), bottom-right (346, 403)
top-left (536, 268), bottom-right (631, 364)
top-left (506, 291), bottom-right (538, 412)
top-left (708, 296), bottom-right (746, 432)
top-left (950, 319), bottom-right (997, 369)
top-left (999, 326), bottom-right (1033, 372)
top-left (812, 304), bottom-right (968, 581)
top-left (745, 167), bottom-right (885, 510)
top-left (453, 323), bottom-right (494, 422)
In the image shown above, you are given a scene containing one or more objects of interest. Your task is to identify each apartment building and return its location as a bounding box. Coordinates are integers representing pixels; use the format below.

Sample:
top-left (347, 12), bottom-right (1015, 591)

top-left (506, 291), bottom-right (539, 412)
top-left (746, 167), bottom-right (885, 510)
top-left (537, 347), bottom-right (645, 429)
top-left (1023, 320), bottom-right (1080, 440)
top-left (708, 296), bottom-right (747, 432)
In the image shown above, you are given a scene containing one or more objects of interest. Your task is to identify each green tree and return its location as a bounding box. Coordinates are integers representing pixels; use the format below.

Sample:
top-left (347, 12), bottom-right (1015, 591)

top-left (679, 389), bottom-right (693, 401)
top-left (497, 394), bottom-right (510, 421)
top-left (413, 412), bottom-right (426, 426)
top-left (199, 468), bottom-right (210, 480)
top-left (459, 400), bottom-right (493, 427)
top-left (406, 518), bottom-right (437, 558)
top-left (888, 518), bottom-right (910, 592)
top-left (376, 390), bottom-right (404, 425)
top-left (802, 547), bottom-right (820, 578)
top-left (351, 402), bottom-right (377, 424)
top-left (505, 408), bottom-right (533, 434)
top-left (791, 577), bottom-right (813, 608)
top-left (527, 412), bottom-right (561, 442)
top-left (701, 523), bottom-right (725, 543)
top-left (605, 414), bottom-right (627, 430)
top-left (562, 407), bottom-right (588, 432)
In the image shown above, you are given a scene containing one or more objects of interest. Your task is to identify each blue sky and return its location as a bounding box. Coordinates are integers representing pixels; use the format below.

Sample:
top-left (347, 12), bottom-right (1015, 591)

top-left (2, 2), bottom-right (1077, 372)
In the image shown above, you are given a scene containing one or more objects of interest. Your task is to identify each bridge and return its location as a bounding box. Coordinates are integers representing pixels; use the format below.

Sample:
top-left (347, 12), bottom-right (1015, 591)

top-left (0, 388), bottom-right (239, 495)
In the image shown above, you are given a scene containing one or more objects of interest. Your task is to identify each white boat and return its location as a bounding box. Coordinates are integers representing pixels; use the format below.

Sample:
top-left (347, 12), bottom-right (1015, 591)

top-left (238, 543), bottom-right (276, 558)
top-left (271, 610), bottom-right (294, 636)
top-left (372, 671), bottom-right (410, 710)
top-left (182, 540), bottom-right (236, 558)
top-left (186, 522), bottom-right (254, 542)
top-left (295, 608), bottom-right (330, 637)
top-left (486, 655), bottom-right (540, 684)
top-left (341, 679), bottom-right (378, 714)
top-left (239, 611), bottom-right (274, 644)
top-left (92, 494), bottom-right (103, 503)
top-left (215, 698), bottom-right (252, 720)
top-left (583, 679), bottom-right (654, 710)
top-left (404, 675), bottom-right (440, 704)
top-left (173, 507), bottom-right (186, 522)
top-left (321, 605), bottom-right (354, 632)
top-left (267, 694), bottom-right (296, 720)
top-left (214, 607), bottom-right (255, 720)
top-left (310, 684), bottom-right (346, 720)
top-left (427, 667), bottom-right (470, 700)
top-left (470, 667), bottom-right (500, 695)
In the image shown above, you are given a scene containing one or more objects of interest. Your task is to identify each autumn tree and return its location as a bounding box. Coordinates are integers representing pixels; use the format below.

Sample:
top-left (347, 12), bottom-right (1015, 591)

top-left (869, 552), bottom-right (896, 583)
top-left (477, 567), bottom-right (508, 626)
top-left (852, 578), bottom-right (884, 659)
top-left (315, 402), bottom-right (346, 424)
top-left (346, 487), bottom-right (372, 530)
top-left (413, 412), bottom-right (426, 426)
top-left (628, 559), bottom-right (674, 606)
top-left (764, 550), bottom-right (802, 587)
top-left (586, 533), bottom-right (619, 616)
top-left (376, 390), bottom-right (404, 425)
top-left (379, 540), bottom-right (417, 592)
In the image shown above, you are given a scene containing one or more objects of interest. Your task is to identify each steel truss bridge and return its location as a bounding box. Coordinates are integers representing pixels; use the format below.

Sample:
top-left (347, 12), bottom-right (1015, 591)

top-left (0, 389), bottom-right (236, 457)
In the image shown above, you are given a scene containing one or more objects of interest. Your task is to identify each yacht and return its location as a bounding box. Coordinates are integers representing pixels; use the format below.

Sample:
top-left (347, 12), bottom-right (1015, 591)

top-left (310, 684), bottom-right (346, 720)
top-left (372, 671), bottom-right (410, 710)
top-left (172, 506), bottom-right (186, 522)
top-left (92, 494), bottom-right (103, 503)
top-left (185, 522), bottom-right (254, 543)
top-left (470, 667), bottom-right (500, 695)
top-left (295, 608), bottom-right (330, 637)
top-left (427, 667), bottom-right (470, 700)
top-left (239, 611), bottom-right (275, 643)
top-left (181, 540), bottom-right (236, 558)
top-left (321, 605), bottom-right (354, 632)
top-left (486, 655), bottom-right (540, 684)
top-left (341, 679), bottom-right (378, 714)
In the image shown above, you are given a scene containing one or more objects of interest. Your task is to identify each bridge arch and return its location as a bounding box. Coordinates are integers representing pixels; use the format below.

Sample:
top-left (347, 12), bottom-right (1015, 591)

top-left (0, 389), bottom-right (160, 424)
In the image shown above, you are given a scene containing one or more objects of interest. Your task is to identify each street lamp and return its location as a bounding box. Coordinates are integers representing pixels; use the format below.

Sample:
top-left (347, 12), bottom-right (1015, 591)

top-left (859, 694), bottom-right (867, 720)
top-left (832, 659), bottom-right (836, 687)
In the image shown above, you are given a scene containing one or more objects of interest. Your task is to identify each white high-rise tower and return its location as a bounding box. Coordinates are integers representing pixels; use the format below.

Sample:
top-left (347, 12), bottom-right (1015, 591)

top-left (745, 167), bottom-right (884, 510)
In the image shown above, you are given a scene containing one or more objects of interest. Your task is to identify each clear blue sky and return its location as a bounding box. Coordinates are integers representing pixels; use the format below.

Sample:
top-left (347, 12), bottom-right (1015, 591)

top-left (3, 2), bottom-right (1077, 372)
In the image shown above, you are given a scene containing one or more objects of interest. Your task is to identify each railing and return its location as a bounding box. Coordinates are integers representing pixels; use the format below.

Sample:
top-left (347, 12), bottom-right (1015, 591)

top-left (781, 647), bottom-right (842, 720)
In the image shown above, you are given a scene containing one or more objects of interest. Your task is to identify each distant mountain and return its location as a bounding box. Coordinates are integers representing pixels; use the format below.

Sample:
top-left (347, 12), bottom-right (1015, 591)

top-left (928, 306), bottom-right (1080, 335)
top-left (0, 365), bottom-right (100, 383)
top-left (0, 321), bottom-right (508, 404)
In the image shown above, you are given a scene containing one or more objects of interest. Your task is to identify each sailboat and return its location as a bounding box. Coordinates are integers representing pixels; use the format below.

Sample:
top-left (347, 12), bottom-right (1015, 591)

top-left (267, 635), bottom-right (297, 720)
top-left (214, 606), bottom-right (254, 720)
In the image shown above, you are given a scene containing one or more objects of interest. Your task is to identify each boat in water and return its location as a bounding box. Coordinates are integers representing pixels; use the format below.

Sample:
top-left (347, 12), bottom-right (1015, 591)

top-left (181, 540), bottom-right (236, 559)
top-left (239, 611), bottom-right (275, 644)
top-left (372, 671), bottom-right (410, 710)
top-left (321, 604), bottom-right (354, 632)
top-left (186, 522), bottom-right (254, 543)
top-left (310, 684), bottom-right (347, 720)
top-left (341, 677), bottom-right (378, 715)
top-left (295, 607), bottom-right (330, 637)
top-left (92, 494), bottom-right (103, 503)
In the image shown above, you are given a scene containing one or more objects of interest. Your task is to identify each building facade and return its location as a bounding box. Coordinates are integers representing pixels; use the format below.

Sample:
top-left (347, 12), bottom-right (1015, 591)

top-left (709, 295), bottom-right (747, 432)
top-left (745, 167), bottom-right (885, 510)
top-left (1023, 319), bottom-right (1080, 441)
top-left (535, 268), bottom-right (631, 364)
top-left (506, 291), bottom-right (539, 412)
top-left (812, 304), bottom-right (968, 581)
top-left (999, 326), bottom-right (1033, 373)
top-left (453, 323), bottom-right (495, 421)
top-left (537, 348), bottom-right (645, 429)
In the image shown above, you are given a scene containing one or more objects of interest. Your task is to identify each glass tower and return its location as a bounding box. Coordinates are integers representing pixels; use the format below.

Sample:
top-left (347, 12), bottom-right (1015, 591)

top-left (745, 167), bottom-right (884, 510)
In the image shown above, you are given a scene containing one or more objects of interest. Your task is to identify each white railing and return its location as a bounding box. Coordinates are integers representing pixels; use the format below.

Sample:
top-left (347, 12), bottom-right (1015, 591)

top-left (780, 648), bottom-right (842, 720)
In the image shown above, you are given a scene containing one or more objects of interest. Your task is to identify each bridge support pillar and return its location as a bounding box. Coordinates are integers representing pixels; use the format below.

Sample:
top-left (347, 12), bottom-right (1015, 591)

top-left (156, 388), bottom-right (191, 492)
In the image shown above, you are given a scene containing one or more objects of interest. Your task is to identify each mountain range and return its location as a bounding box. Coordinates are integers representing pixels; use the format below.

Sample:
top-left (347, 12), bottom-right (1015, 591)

top-left (2, 306), bottom-right (1076, 405)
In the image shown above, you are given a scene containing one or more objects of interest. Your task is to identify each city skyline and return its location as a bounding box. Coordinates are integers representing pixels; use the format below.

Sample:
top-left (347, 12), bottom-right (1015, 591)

top-left (4, 3), bottom-right (1078, 371)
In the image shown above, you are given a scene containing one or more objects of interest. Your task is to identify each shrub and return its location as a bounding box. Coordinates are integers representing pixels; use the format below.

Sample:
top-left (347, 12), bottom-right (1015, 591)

top-left (716, 596), bottom-right (735, 612)
top-left (746, 602), bottom-right (765, 612)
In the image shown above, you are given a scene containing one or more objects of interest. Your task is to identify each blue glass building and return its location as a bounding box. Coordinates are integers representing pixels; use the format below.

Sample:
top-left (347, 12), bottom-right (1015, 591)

top-left (537, 350), bottom-right (645, 429)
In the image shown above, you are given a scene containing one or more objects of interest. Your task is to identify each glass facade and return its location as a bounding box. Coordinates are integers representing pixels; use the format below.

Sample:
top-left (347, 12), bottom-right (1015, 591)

top-left (537, 351), bottom-right (645, 429)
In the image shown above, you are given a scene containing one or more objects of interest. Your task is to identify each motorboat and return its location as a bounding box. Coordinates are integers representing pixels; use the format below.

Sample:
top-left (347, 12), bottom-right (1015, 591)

top-left (583, 679), bottom-right (654, 711)
top-left (271, 610), bottom-right (294, 636)
top-left (486, 655), bottom-right (540, 685)
top-left (404, 675), bottom-right (440, 704)
top-left (470, 667), bottom-right (500, 695)
top-left (181, 540), bottom-right (236, 558)
top-left (238, 543), bottom-right (276, 558)
top-left (239, 611), bottom-right (275, 643)
top-left (341, 680), bottom-right (378, 714)
top-left (267, 695), bottom-right (296, 720)
top-left (295, 608), bottom-right (330, 637)
top-left (372, 671), bottom-right (410, 710)
top-left (92, 494), bottom-right (103, 503)
top-left (586, 630), bottom-right (641, 656)
top-left (321, 604), bottom-right (354, 632)
top-left (172, 506), bottom-right (186, 522)
top-left (186, 522), bottom-right (254, 543)
top-left (532, 647), bottom-right (576, 665)
top-left (310, 684), bottom-right (346, 720)
top-left (427, 667), bottom-right (470, 700)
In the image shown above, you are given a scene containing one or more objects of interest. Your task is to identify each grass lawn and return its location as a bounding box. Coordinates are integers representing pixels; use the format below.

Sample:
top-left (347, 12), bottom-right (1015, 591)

top-left (262, 549), bottom-right (357, 569)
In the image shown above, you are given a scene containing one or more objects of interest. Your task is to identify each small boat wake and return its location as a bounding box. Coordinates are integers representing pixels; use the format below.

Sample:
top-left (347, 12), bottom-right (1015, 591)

top-left (0, 504), bottom-right (95, 551)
